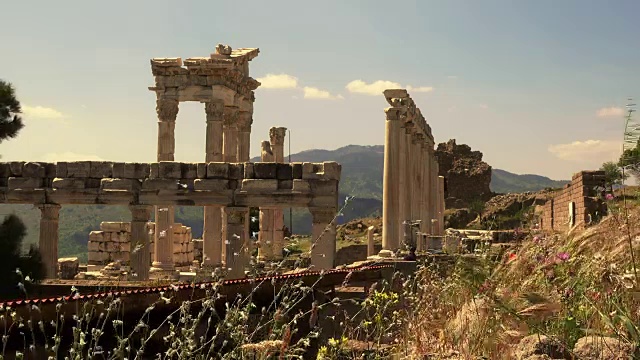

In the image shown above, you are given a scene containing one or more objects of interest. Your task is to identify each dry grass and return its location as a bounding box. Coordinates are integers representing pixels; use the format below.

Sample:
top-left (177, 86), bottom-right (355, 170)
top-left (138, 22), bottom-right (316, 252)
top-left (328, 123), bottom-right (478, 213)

top-left (396, 196), bottom-right (640, 359)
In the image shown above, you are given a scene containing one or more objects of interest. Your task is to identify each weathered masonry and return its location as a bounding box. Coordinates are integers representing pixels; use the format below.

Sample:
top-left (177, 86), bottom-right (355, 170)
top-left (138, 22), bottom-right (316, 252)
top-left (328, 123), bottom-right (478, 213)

top-left (540, 170), bottom-right (607, 232)
top-left (0, 160), bottom-right (340, 280)
top-left (381, 89), bottom-right (445, 253)
top-left (149, 45), bottom-right (260, 278)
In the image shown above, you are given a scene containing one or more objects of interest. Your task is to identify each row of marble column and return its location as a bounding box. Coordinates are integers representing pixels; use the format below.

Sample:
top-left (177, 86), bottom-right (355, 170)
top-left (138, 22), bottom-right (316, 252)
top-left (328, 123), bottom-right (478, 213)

top-left (381, 91), bottom-right (446, 253)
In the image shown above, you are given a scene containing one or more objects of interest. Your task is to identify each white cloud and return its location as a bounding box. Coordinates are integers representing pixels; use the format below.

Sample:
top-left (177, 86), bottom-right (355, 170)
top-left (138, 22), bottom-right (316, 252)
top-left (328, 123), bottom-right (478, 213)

top-left (22, 105), bottom-right (65, 119)
top-left (548, 139), bottom-right (622, 162)
top-left (346, 80), bottom-right (433, 96)
top-left (406, 85), bottom-right (434, 93)
top-left (596, 106), bottom-right (625, 118)
top-left (302, 87), bottom-right (343, 100)
top-left (255, 73), bottom-right (299, 89)
top-left (41, 152), bottom-right (104, 162)
top-left (346, 80), bottom-right (402, 96)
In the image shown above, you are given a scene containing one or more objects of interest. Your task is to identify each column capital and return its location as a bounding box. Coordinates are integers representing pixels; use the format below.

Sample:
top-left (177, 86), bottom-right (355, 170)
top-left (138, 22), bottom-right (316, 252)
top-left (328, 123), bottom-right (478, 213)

top-left (269, 127), bottom-right (287, 146)
top-left (38, 204), bottom-right (61, 219)
top-left (237, 111), bottom-right (253, 132)
top-left (384, 107), bottom-right (407, 121)
top-left (223, 106), bottom-right (239, 127)
top-left (129, 205), bottom-right (152, 221)
top-left (156, 98), bottom-right (179, 122)
top-left (204, 99), bottom-right (225, 122)
top-left (310, 208), bottom-right (337, 224)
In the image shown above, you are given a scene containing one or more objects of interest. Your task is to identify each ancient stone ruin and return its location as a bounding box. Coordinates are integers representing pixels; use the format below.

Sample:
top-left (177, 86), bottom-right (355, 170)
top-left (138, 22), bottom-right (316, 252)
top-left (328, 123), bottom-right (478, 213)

top-left (540, 170), bottom-right (607, 232)
top-left (380, 89), bottom-right (445, 255)
top-left (0, 45), bottom-right (342, 282)
top-left (435, 139), bottom-right (492, 208)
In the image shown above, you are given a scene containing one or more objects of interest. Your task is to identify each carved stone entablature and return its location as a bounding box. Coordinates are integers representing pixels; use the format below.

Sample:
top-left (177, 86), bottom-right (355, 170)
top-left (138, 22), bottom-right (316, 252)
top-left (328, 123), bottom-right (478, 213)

top-left (402, 120), bottom-right (415, 133)
top-left (156, 99), bottom-right (179, 122)
top-left (269, 127), bottom-right (287, 146)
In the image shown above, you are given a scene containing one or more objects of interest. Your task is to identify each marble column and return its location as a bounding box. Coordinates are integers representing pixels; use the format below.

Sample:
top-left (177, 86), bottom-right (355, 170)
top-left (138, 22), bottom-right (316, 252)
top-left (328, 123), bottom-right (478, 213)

top-left (438, 176), bottom-right (446, 235)
top-left (202, 100), bottom-right (225, 269)
top-left (415, 133), bottom-right (425, 251)
top-left (38, 204), bottom-right (61, 279)
top-left (258, 141), bottom-right (275, 261)
top-left (367, 226), bottom-right (375, 257)
top-left (221, 106), bottom-right (239, 263)
top-left (224, 207), bottom-right (249, 279)
top-left (237, 111), bottom-right (252, 162)
top-left (269, 127), bottom-right (287, 259)
top-left (382, 106), bottom-right (403, 251)
top-left (129, 205), bottom-right (152, 281)
top-left (223, 107), bottom-right (239, 163)
top-left (310, 208), bottom-right (336, 270)
top-left (411, 131), bottom-right (422, 247)
top-left (401, 122), bottom-right (414, 248)
top-left (151, 98), bottom-right (178, 278)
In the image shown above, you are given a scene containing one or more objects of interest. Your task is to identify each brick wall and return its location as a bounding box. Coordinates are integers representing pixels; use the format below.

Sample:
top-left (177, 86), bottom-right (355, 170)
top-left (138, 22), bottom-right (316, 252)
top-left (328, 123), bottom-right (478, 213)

top-left (541, 171), bottom-right (607, 232)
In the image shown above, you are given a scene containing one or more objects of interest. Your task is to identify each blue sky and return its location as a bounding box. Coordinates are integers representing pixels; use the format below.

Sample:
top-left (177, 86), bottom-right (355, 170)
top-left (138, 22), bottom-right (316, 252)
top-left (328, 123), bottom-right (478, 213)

top-left (1, 0), bottom-right (638, 180)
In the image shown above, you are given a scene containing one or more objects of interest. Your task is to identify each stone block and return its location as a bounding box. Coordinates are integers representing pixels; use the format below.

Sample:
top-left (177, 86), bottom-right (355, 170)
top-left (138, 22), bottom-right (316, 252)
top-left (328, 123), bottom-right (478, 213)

top-left (292, 163), bottom-right (303, 179)
top-left (88, 241), bottom-right (100, 252)
top-left (241, 179), bottom-right (278, 192)
top-left (90, 162), bottom-right (113, 178)
top-left (229, 163), bottom-right (244, 180)
top-left (196, 163), bottom-right (207, 178)
top-left (23, 162), bottom-right (45, 178)
top-left (181, 163), bottom-right (198, 179)
top-left (309, 180), bottom-right (338, 195)
top-left (0, 163), bottom-right (10, 177)
top-left (89, 231), bottom-right (104, 242)
top-left (52, 178), bottom-right (86, 189)
top-left (193, 179), bottom-right (229, 191)
top-left (276, 164), bottom-right (293, 180)
top-left (112, 163), bottom-right (125, 178)
top-left (302, 163), bottom-right (322, 179)
top-left (293, 179), bottom-right (311, 192)
top-left (207, 163), bottom-right (229, 179)
top-left (143, 179), bottom-right (180, 190)
top-left (8, 177), bottom-right (43, 190)
top-left (43, 163), bottom-right (57, 178)
top-left (101, 222), bottom-right (128, 232)
top-left (9, 162), bottom-right (24, 176)
top-left (66, 161), bottom-right (91, 177)
top-left (55, 162), bottom-right (68, 177)
top-left (85, 178), bottom-right (101, 188)
top-left (322, 162), bottom-right (341, 180)
top-left (150, 163), bottom-right (159, 179)
top-left (124, 163), bottom-right (150, 179)
top-left (101, 178), bottom-right (141, 191)
top-left (244, 163), bottom-right (255, 179)
top-left (159, 162), bottom-right (182, 179)
top-left (278, 180), bottom-right (293, 190)
top-left (253, 163), bottom-right (275, 179)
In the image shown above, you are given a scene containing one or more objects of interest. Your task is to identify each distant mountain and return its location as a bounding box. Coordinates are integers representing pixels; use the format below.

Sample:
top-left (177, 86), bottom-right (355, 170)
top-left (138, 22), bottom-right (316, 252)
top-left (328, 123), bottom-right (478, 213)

top-left (2, 144), bottom-right (566, 261)
top-left (490, 169), bottom-right (569, 193)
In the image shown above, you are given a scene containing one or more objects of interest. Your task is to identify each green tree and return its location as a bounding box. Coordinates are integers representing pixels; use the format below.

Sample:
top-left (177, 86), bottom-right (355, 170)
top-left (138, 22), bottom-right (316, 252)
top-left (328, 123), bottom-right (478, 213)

top-left (0, 215), bottom-right (44, 299)
top-left (600, 161), bottom-right (628, 192)
top-left (619, 140), bottom-right (640, 182)
top-left (0, 79), bottom-right (24, 142)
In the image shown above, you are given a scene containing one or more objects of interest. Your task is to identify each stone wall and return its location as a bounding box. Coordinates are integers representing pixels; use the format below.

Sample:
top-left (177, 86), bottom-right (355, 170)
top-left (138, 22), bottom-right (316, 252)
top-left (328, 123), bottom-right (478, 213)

top-left (87, 221), bottom-right (194, 269)
top-left (541, 171), bottom-right (607, 232)
top-left (335, 244), bottom-right (383, 266)
top-left (435, 139), bottom-right (492, 208)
